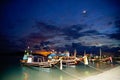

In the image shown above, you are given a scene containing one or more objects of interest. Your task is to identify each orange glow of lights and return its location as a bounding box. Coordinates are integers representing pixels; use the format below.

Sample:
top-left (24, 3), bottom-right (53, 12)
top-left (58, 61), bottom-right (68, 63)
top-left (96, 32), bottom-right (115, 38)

top-left (34, 50), bottom-right (51, 56)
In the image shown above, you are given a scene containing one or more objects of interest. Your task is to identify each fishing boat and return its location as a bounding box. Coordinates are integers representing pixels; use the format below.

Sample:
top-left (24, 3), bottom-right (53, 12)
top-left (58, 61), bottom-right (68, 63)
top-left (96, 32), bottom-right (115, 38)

top-left (21, 50), bottom-right (59, 68)
top-left (58, 50), bottom-right (81, 66)
top-left (61, 56), bottom-right (80, 66)
top-left (21, 48), bottom-right (83, 68)
top-left (21, 60), bottom-right (59, 68)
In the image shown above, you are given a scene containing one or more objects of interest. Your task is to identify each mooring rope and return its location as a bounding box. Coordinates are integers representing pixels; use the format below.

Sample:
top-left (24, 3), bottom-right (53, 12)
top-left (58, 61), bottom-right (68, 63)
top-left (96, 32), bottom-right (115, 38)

top-left (80, 61), bottom-right (104, 73)
top-left (54, 65), bottom-right (82, 80)
top-left (54, 60), bottom-right (106, 80)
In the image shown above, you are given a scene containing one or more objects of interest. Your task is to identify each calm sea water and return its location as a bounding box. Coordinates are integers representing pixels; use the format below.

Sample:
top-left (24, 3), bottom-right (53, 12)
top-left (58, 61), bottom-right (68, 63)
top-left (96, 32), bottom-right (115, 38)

top-left (0, 56), bottom-right (117, 80)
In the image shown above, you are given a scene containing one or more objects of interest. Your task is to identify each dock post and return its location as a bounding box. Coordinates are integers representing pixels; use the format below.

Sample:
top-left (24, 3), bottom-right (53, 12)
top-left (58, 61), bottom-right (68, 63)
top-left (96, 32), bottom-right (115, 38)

top-left (83, 54), bottom-right (88, 65)
top-left (60, 59), bottom-right (63, 70)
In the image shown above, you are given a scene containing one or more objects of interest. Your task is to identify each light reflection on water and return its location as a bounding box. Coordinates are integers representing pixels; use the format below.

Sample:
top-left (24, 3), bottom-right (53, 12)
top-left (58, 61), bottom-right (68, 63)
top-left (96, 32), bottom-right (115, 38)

top-left (1, 62), bottom-right (116, 80)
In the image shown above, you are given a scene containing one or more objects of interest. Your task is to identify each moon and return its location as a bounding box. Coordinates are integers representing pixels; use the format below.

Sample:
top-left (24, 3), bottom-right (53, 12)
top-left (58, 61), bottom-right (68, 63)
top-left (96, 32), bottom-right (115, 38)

top-left (82, 10), bottom-right (87, 14)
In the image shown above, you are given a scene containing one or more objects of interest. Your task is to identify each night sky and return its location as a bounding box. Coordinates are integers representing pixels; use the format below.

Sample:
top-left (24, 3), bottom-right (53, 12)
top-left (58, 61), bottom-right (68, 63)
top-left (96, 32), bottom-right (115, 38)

top-left (0, 0), bottom-right (120, 54)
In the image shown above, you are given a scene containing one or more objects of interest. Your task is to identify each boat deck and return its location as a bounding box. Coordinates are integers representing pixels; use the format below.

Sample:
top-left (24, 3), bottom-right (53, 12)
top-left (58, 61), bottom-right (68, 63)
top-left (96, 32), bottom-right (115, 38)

top-left (21, 61), bottom-right (59, 68)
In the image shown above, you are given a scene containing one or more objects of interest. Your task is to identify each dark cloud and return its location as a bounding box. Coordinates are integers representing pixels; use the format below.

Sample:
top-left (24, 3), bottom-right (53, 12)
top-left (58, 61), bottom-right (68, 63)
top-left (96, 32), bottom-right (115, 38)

top-left (23, 22), bottom-right (101, 48)
top-left (83, 30), bottom-right (100, 35)
top-left (34, 22), bottom-right (100, 40)
top-left (63, 42), bottom-right (120, 54)
top-left (21, 32), bottom-right (51, 45)
top-left (29, 33), bottom-right (46, 39)
top-left (115, 19), bottom-right (120, 28)
top-left (107, 21), bottom-right (113, 26)
top-left (34, 22), bottom-right (60, 33)
top-left (70, 24), bottom-right (85, 31)
top-left (19, 22), bottom-right (61, 49)
top-left (115, 16), bottom-right (120, 20)
top-left (19, 23), bottom-right (88, 49)
top-left (109, 19), bottom-right (120, 40)
top-left (32, 41), bottom-right (52, 50)
top-left (19, 20), bottom-right (120, 52)
top-left (109, 32), bottom-right (120, 40)
top-left (64, 37), bottom-right (72, 40)
top-left (62, 24), bottom-right (87, 39)
top-left (63, 28), bottom-right (82, 39)
top-left (63, 25), bottom-right (100, 39)
top-left (33, 21), bottom-right (63, 38)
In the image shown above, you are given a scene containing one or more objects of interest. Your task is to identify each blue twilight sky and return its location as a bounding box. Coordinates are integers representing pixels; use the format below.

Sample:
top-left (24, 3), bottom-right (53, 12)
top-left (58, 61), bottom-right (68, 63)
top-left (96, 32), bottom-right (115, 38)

top-left (0, 0), bottom-right (120, 53)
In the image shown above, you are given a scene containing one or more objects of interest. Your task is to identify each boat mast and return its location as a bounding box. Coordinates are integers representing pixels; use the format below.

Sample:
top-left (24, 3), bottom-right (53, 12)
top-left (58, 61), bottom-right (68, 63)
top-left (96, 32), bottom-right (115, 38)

top-left (100, 48), bottom-right (102, 59)
top-left (74, 49), bottom-right (77, 57)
